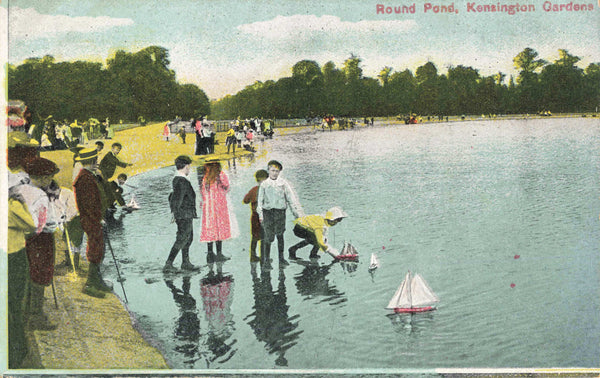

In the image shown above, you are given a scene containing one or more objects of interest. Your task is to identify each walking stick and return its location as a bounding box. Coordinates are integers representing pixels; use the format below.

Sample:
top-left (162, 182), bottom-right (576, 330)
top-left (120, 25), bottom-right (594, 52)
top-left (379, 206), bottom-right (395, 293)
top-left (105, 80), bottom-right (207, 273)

top-left (103, 228), bottom-right (129, 303)
top-left (51, 278), bottom-right (59, 309)
top-left (63, 227), bottom-right (79, 282)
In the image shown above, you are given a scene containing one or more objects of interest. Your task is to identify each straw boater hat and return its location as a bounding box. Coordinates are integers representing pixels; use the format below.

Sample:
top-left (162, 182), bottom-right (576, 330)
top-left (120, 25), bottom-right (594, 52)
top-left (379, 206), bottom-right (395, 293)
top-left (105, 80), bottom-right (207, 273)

top-left (74, 147), bottom-right (98, 162)
top-left (205, 156), bottom-right (221, 164)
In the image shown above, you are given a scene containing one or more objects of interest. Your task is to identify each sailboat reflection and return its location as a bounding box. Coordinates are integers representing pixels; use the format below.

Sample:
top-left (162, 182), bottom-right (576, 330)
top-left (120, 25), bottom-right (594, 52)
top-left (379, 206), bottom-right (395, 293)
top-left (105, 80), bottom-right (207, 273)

top-left (245, 264), bottom-right (302, 366)
top-left (199, 262), bottom-right (236, 367)
top-left (164, 276), bottom-right (200, 368)
top-left (294, 261), bottom-right (346, 306)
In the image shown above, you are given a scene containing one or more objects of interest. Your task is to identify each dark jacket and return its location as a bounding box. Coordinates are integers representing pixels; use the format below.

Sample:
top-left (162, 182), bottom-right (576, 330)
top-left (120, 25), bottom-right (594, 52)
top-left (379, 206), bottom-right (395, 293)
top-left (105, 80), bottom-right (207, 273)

top-left (99, 151), bottom-right (127, 180)
top-left (109, 180), bottom-right (125, 207)
top-left (170, 175), bottom-right (197, 220)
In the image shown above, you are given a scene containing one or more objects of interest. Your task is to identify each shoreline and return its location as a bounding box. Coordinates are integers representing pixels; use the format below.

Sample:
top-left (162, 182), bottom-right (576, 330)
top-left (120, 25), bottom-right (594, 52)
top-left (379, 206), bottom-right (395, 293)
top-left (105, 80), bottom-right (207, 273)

top-left (19, 122), bottom-right (255, 370)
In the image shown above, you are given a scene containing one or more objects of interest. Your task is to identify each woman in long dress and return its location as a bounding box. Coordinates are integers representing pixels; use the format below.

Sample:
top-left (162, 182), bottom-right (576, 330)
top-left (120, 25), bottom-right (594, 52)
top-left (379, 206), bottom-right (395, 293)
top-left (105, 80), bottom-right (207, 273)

top-left (199, 158), bottom-right (237, 262)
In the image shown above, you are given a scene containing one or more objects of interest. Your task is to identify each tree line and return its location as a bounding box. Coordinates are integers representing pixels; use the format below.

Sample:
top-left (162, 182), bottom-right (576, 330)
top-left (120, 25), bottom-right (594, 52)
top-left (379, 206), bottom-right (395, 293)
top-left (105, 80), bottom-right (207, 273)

top-left (8, 46), bottom-right (210, 124)
top-left (8, 46), bottom-right (600, 123)
top-left (211, 48), bottom-right (600, 119)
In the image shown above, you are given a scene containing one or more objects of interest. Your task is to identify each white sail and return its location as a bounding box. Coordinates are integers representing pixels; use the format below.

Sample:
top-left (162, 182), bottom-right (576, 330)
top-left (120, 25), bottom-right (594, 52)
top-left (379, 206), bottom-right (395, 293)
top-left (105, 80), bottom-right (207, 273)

top-left (387, 271), bottom-right (439, 309)
top-left (127, 195), bottom-right (140, 209)
top-left (369, 253), bottom-right (379, 270)
top-left (386, 271), bottom-right (412, 309)
top-left (341, 241), bottom-right (357, 255)
top-left (410, 273), bottom-right (439, 307)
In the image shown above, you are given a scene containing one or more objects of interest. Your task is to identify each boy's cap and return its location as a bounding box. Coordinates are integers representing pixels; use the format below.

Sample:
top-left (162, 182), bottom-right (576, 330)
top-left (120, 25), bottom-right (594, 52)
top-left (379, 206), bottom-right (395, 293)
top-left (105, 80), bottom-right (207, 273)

top-left (175, 155), bottom-right (192, 165)
top-left (255, 169), bottom-right (268, 180)
top-left (268, 160), bottom-right (282, 170)
top-left (74, 147), bottom-right (98, 162)
top-left (325, 206), bottom-right (347, 221)
top-left (25, 157), bottom-right (60, 176)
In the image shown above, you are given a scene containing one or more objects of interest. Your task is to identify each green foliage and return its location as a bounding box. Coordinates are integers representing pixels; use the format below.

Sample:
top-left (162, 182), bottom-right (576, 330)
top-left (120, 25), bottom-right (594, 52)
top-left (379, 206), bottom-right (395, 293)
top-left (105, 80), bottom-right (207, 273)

top-left (9, 46), bottom-right (598, 122)
top-left (8, 46), bottom-right (210, 123)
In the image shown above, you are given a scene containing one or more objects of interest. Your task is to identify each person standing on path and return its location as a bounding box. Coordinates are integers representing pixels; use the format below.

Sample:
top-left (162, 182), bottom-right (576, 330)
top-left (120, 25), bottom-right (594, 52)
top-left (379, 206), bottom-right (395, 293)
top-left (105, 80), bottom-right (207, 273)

top-left (256, 160), bottom-right (304, 269)
top-left (73, 148), bottom-right (112, 298)
top-left (177, 127), bottom-right (187, 144)
top-left (225, 125), bottom-right (236, 154)
top-left (7, 191), bottom-right (36, 368)
top-left (22, 157), bottom-right (60, 330)
top-left (243, 169), bottom-right (269, 262)
top-left (164, 155), bottom-right (200, 273)
top-left (98, 142), bottom-right (132, 181)
top-left (199, 157), bottom-right (237, 263)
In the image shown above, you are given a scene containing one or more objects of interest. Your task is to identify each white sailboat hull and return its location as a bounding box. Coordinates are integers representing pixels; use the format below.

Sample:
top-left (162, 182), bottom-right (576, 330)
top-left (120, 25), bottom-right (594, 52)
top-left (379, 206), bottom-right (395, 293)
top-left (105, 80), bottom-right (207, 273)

top-left (387, 271), bottom-right (439, 313)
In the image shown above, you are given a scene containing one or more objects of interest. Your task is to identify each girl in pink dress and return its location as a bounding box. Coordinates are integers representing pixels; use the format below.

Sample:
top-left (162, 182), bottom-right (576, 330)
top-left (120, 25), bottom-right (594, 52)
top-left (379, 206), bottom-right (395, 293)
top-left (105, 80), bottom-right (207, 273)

top-left (200, 158), bottom-right (237, 262)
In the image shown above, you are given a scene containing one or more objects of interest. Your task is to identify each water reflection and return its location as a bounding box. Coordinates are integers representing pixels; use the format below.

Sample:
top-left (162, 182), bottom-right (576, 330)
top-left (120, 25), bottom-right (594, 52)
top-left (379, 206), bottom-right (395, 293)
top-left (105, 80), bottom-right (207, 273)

top-left (387, 312), bottom-right (435, 337)
top-left (199, 262), bottom-right (236, 367)
top-left (294, 261), bottom-right (347, 306)
top-left (245, 264), bottom-right (302, 367)
top-left (165, 276), bottom-right (200, 368)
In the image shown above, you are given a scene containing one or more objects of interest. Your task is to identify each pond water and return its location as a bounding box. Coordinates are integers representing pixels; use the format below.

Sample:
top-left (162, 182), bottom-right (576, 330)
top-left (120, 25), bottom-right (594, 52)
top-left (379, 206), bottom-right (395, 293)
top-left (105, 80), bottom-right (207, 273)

top-left (103, 118), bottom-right (600, 371)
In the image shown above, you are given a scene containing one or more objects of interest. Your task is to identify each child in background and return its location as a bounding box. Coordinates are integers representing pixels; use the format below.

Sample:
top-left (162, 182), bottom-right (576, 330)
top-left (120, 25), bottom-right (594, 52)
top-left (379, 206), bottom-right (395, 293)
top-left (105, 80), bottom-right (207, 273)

top-left (243, 169), bottom-right (269, 262)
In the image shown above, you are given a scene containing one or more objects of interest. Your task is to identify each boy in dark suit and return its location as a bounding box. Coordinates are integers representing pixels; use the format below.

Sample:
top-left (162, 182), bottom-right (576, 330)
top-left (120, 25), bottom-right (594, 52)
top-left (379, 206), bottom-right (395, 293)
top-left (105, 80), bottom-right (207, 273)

top-left (164, 155), bottom-right (199, 272)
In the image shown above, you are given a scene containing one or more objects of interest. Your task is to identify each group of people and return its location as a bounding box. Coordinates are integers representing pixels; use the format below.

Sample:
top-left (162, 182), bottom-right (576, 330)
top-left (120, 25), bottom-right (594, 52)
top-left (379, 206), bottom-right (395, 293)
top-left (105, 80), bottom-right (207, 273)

top-left (7, 131), bottom-right (135, 368)
top-left (192, 117), bottom-right (216, 155)
top-left (28, 117), bottom-right (115, 151)
top-left (166, 157), bottom-right (348, 273)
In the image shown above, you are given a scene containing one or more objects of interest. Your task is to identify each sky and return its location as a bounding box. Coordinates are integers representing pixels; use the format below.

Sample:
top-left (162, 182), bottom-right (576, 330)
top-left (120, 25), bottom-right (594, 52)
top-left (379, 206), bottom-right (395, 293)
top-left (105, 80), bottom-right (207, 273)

top-left (3, 0), bottom-right (600, 100)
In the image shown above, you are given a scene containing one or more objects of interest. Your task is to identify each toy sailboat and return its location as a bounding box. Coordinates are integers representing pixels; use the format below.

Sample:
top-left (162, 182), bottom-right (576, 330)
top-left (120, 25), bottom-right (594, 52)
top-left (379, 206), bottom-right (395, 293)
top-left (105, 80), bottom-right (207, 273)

top-left (335, 241), bottom-right (359, 261)
top-left (127, 195), bottom-right (141, 210)
top-left (386, 271), bottom-right (439, 313)
top-left (368, 253), bottom-right (380, 271)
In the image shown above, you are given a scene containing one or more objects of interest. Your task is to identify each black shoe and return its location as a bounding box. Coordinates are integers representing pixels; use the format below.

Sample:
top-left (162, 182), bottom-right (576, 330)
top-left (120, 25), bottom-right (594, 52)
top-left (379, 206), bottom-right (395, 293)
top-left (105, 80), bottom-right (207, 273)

top-left (279, 258), bottom-right (289, 266)
top-left (82, 285), bottom-right (106, 299)
top-left (181, 262), bottom-right (200, 271)
top-left (309, 254), bottom-right (320, 260)
top-left (288, 247), bottom-right (298, 260)
top-left (96, 279), bottom-right (113, 292)
top-left (207, 252), bottom-right (216, 264)
top-left (215, 253), bottom-right (231, 262)
top-left (163, 262), bottom-right (178, 273)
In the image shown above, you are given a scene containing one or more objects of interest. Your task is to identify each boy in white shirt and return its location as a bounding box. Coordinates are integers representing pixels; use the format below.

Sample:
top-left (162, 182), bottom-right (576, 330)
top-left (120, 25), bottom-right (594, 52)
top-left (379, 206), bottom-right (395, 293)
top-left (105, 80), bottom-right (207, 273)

top-left (256, 160), bottom-right (304, 269)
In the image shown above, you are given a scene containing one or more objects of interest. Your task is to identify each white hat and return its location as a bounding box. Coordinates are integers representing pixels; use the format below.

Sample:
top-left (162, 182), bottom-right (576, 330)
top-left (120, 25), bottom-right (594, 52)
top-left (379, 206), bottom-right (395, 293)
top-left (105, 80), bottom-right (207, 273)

top-left (325, 206), bottom-right (348, 220)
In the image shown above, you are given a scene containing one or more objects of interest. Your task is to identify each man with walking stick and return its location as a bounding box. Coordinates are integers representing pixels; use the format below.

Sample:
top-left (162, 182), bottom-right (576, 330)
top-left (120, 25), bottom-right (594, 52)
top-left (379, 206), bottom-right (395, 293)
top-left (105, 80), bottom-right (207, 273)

top-left (73, 147), bottom-right (113, 298)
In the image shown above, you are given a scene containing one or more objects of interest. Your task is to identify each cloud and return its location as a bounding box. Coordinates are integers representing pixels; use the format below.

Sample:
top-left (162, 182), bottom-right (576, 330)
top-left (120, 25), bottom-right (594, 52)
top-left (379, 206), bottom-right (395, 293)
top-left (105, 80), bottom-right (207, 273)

top-left (237, 15), bottom-right (417, 40)
top-left (9, 7), bottom-right (134, 40)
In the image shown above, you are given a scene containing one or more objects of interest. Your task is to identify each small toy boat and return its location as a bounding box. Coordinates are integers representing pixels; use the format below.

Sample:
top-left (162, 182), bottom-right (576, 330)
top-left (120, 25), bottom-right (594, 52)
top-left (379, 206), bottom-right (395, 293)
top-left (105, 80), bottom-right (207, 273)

top-left (334, 241), bottom-right (359, 261)
top-left (386, 270), bottom-right (439, 313)
top-left (368, 253), bottom-right (380, 271)
top-left (127, 195), bottom-right (141, 210)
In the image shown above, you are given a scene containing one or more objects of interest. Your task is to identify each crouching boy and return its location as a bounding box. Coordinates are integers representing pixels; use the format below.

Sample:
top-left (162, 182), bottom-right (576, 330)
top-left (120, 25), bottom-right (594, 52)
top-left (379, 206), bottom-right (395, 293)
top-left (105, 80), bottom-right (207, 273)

top-left (288, 206), bottom-right (347, 260)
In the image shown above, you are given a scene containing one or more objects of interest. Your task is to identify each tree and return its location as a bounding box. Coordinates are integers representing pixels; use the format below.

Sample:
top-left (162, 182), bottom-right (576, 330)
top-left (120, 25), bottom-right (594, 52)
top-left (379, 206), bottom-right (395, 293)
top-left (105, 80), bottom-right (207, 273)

top-left (539, 49), bottom-right (584, 112)
top-left (513, 47), bottom-right (547, 112)
top-left (447, 65), bottom-right (480, 114)
top-left (378, 66), bottom-right (393, 86)
top-left (413, 62), bottom-right (440, 115)
top-left (582, 63), bottom-right (600, 112)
